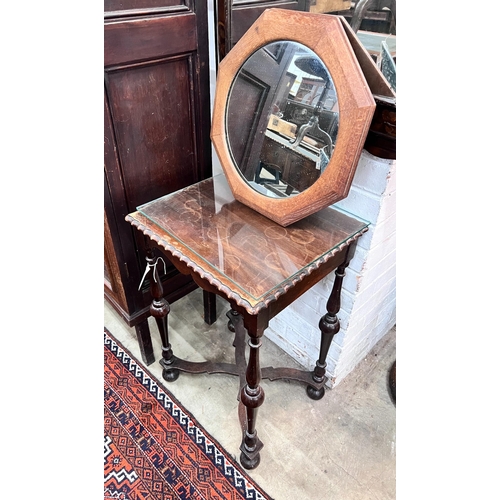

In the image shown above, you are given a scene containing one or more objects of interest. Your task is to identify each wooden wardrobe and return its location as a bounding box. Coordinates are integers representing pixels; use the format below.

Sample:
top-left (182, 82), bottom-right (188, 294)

top-left (104, 0), bottom-right (213, 365)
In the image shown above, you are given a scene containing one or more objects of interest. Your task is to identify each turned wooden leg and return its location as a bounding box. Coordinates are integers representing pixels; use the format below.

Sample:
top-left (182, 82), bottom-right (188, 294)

top-left (239, 316), bottom-right (266, 470)
top-left (135, 319), bottom-right (155, 366)
top-left (307, 243), bottom-right (357, 400)
top-left (146, 250), bottom-right (179, 382)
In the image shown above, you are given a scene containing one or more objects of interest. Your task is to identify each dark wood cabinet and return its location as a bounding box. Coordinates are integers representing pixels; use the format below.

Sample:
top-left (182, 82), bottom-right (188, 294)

top-left (259, 133), bottom-right (321, 193)
top-left (104, 0), bottom-right (213, 365)
top-left (216, 0), bottom-right (308, 62)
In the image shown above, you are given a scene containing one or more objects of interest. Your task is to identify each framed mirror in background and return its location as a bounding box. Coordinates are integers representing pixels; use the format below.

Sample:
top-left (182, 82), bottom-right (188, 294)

top-left (211, 8), bottom-right (376, 226)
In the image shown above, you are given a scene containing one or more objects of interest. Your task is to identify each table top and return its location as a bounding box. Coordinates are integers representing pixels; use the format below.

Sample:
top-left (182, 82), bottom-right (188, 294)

top-left (126, 174), bottom-right (369, 314)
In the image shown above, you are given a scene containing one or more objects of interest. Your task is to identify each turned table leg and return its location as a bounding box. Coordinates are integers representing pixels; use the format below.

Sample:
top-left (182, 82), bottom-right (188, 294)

top-left (239, 316), bottom-right (266, 470)
top-left (307, 243), bottom-right (357, 400)
top-left (145, 250), bottom-right (179, 382)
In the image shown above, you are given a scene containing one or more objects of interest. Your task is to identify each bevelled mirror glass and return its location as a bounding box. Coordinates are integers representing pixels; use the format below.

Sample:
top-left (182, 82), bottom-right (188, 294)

top-left (226, 41), bottom-right (339, 199)
top-left (212, 9), bottom-right (376, 226)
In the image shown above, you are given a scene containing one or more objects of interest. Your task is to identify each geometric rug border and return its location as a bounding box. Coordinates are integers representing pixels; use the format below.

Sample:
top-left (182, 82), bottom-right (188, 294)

top-left (104, 327), bottom-right (274, 500)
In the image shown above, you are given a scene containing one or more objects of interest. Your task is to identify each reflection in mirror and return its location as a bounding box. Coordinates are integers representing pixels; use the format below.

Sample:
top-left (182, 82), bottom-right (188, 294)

top-left (226, 41), bottom-right (339, 199)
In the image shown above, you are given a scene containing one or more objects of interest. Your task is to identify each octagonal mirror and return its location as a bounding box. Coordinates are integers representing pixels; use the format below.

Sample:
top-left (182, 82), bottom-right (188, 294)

top-left (211, 8), bottom-right (376, 226)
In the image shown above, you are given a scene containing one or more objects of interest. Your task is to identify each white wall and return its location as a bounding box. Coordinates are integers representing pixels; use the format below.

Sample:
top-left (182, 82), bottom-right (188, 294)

top-left (265, 151), bottom-right (396, 386)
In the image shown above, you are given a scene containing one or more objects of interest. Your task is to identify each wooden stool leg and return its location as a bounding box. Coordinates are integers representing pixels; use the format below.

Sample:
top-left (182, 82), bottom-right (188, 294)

top-left (239, 317), bottom-right (266, 470)
top-left (307, 243), bottom-right (357, 400)
top-left (146, 250), bottom-right (179, 382)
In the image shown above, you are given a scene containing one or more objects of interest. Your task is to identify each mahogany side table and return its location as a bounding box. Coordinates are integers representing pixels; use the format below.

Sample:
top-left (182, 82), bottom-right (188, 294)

top-left (126, 174), bottom-right (369, 469)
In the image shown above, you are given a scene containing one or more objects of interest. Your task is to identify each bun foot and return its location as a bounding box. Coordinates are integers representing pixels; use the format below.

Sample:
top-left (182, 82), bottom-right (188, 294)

top-left (306, 384), bottom-right (325, 400)
top-left (240, 452), bottom-right (260, 470)
top-left (162, 368), bottom-right (180, 382)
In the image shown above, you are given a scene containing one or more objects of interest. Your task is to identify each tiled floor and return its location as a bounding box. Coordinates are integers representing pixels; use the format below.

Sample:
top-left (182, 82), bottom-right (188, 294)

top-left (104, 289), bottom-right (396, 499)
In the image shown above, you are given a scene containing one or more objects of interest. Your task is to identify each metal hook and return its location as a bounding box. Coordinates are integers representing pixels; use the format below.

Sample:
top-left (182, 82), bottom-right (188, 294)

top-left (138, 257), bottom-right (166, 290)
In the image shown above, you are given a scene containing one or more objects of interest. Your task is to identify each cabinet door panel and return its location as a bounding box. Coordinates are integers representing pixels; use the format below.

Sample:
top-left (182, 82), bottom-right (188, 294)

top-left (106, 57), bottom-right (201, 210)
top-left (217, 0), bottom-right (308, 60)
top-left (105, 14), bottom-right (196, 66)
top-left (104, 0), bottom-right (211, 321)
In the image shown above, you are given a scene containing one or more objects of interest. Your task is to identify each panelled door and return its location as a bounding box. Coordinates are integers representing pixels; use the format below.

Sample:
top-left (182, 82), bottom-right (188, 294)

top-left (104, 0), bottom-right (213, 336)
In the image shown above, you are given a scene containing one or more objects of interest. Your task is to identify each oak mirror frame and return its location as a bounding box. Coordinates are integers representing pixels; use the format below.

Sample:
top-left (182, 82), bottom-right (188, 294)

top-left (211, 8), bottom-right (376, 227)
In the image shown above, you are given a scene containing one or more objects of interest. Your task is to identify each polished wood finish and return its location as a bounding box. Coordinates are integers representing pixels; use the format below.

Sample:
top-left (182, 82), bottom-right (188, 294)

top-left (216, 0), bottom-right (308, 62)
top-left (127, 175), bottom-right (368, 313)
top-left (211, 9), bottom-right (376, 226)
top-left (104, 0), bottom-right (213, 365)
top-left (126, 174), bottom-right (368, 468)
top-left (239, 317), bottom-right (266, 469)
top-left (308, 243), bottom-right (355, 399)
top-left (146, 249), bottom-right (180, 382)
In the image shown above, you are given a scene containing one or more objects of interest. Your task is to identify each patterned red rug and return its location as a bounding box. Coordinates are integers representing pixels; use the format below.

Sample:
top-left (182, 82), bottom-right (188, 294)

top-left (104, 329), bottom-right (273, 500)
